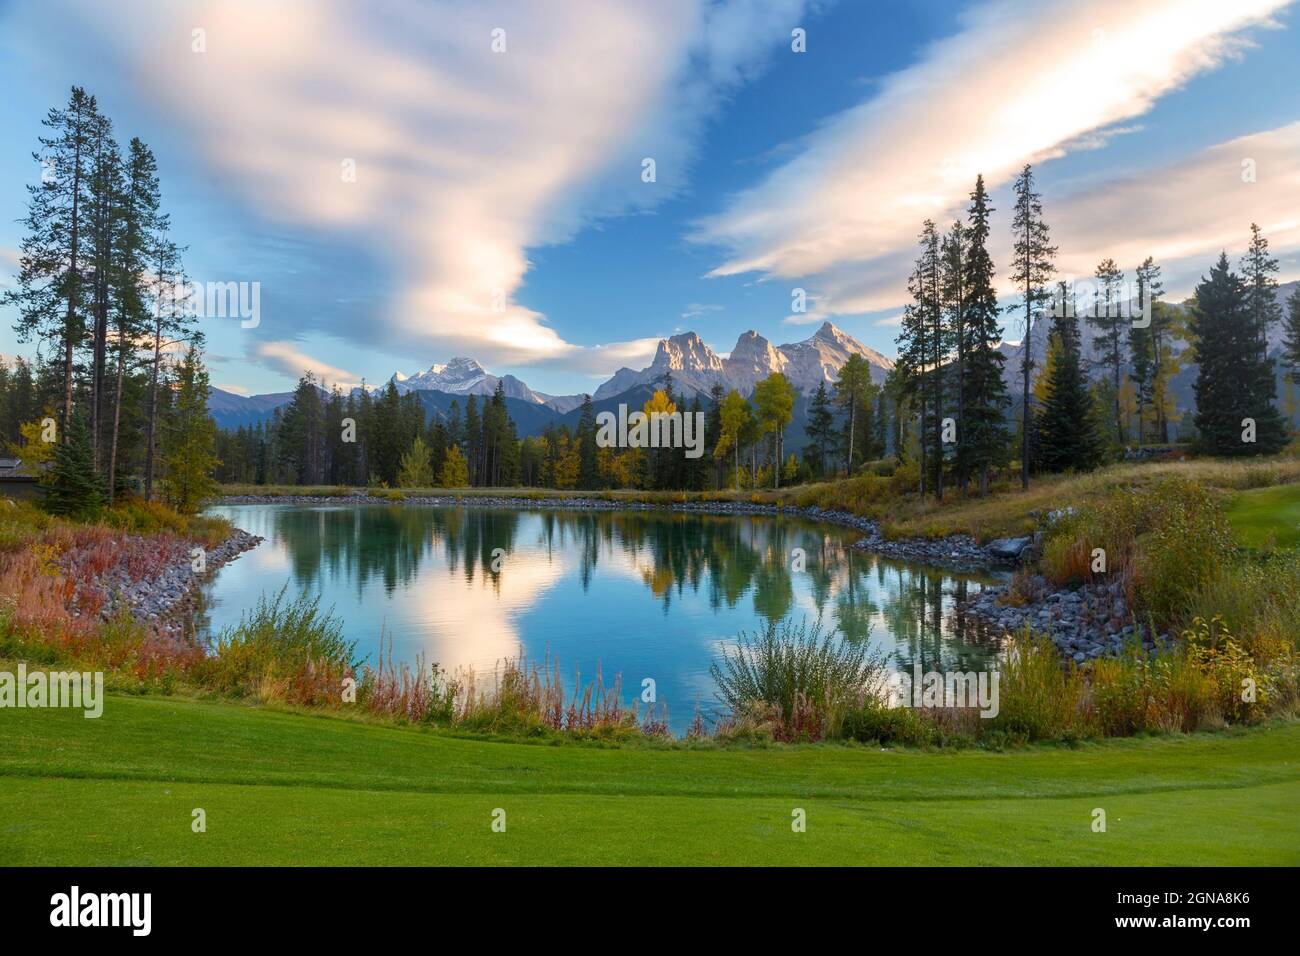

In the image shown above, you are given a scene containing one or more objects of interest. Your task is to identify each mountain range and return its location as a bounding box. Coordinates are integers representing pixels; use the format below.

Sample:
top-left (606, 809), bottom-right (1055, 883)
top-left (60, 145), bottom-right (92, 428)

top-left (208, 322), bottom-right (894, 432)
top-left (208, 286), bottom-right (1300, 439)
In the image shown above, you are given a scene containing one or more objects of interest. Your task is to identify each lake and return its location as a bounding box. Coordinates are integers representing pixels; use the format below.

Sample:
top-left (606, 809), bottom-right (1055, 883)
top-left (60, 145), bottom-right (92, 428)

top-left (200, 503), bottom-right (1007, 731)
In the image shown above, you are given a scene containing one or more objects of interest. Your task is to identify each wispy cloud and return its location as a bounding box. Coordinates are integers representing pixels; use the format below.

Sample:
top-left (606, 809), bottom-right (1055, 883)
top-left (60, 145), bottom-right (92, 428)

top-left (695, 0), bottom-right (1294, 314)
top-left (39, 0), bottom-right (806, 372)
top-left (253, 341), bottom-right (361, 390)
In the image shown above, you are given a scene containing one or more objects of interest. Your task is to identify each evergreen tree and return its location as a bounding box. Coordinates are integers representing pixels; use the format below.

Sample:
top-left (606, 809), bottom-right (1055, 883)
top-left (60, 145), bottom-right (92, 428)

top-left (804, 380), bottom-right (836, 476)
top-left (5, 87), bottom-right (99, 443)
top-left (1283, 285), bottom-right (1300, 389)
top-left (960, 175), bottom-right (1008, 496)
top-left (833, 353), bottom-right (872, 473)
top-left (1038, 282), bottom-right (1103, 473)
top-left (43, 410), bottom-right (102, 518)
top-left (396, 435), bottom-right (435, 488)
top-left (1189, 252), bottom-right (1287, 455)
top-left (1007, 164), bottom-right (1056, 490)
top-left (106, 137), bottom-right (161, 500)
top-left (576, 394), bottom-right (599, 489)
top-left (1088, 257), bottom-right (1127, 446)
top-left (940, 219), bottom-right (967, 490)
top-left (1241, 222), bottom-right (1282, 363)
top-left (1129, 257), bottom-right (1163, 446)
top-left (160, 346), bottom-right (219, 513)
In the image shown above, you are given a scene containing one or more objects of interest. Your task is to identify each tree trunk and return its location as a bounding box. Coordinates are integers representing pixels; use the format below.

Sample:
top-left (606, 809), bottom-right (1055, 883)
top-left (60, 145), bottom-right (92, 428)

top-left (107, 334), bottom-right (127, 504)
top-left (145, 322), bottom-right (162, 500)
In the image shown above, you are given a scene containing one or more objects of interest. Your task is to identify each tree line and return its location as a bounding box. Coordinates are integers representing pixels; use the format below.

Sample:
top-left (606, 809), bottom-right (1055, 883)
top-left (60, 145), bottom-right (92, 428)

top-left (892, 164), bottom-right (1298, 501)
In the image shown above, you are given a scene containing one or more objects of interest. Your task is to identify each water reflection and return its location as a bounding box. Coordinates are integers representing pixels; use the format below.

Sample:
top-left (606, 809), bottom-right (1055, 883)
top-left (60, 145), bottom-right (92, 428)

top-left (200, 504), bottom-right (1007, 730)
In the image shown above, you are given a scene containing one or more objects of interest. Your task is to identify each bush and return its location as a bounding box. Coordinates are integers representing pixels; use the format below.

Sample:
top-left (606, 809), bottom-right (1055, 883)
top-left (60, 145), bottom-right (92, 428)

top-left (709, 617), bottom-right (886, 741)
top-left (992, 631), bottom-right (1086, 741)
top-left (199, 587), bottom-right (355, 702)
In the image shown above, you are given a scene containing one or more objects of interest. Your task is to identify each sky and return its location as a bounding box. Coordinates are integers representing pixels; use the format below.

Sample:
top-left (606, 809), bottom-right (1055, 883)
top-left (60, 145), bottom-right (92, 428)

top-left (0, 0), bottom-right (1297, 398)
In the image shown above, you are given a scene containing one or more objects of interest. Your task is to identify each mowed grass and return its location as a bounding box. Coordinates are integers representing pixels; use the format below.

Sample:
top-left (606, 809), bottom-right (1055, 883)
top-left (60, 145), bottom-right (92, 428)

top-left (2, 695), bottom-right (1298, 865)
top-left (1226, 483), bottom-right (1300, 550)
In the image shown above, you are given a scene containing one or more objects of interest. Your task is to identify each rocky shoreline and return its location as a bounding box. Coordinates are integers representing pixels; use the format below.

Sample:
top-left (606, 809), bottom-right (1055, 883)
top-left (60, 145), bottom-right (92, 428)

top-left (96, 527), bottom-right (263, 634)
top-left (214, 493), bottom-right (1166, 664)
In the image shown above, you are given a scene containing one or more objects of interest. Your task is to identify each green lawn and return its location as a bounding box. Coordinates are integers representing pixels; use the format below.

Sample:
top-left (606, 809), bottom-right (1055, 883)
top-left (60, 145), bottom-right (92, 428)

top-left (2, 695), bottom-right (1298, 865)
top-left (1227, 483), bottom-right (1300, 550)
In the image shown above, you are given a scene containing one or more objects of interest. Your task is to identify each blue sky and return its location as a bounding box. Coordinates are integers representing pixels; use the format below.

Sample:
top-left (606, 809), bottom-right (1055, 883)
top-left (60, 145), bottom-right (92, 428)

top-left (1, 0), bottom-right (1298, 397)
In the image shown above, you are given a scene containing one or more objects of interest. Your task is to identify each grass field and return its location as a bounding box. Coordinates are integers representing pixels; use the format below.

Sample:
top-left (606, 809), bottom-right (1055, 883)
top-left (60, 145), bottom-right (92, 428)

top-left (2, 695), bottom-right (1298, 865)
top-left (1227, 483), bottom-right (1300, 550)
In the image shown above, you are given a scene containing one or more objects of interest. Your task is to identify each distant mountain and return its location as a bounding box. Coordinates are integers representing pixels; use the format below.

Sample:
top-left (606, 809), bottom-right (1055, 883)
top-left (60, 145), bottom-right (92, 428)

top-left (206, 388), bottom-right (299, 430)
top-left (384, 356), bottom-right (583, 412)
top-left (593, 321), bottom-right (893, 401)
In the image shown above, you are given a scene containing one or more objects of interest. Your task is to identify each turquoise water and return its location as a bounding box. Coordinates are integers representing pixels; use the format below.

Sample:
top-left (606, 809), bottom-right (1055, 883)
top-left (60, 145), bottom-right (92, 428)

top-left (200, 504), bottom-right (1006, 730)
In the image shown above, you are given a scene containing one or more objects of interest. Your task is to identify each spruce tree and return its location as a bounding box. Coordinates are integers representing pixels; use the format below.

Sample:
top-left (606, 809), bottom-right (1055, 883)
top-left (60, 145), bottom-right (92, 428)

top-left (1087, 258), bottom-right (1127, 446)
top-left (1190, 252), bottom-right (1287, 455)
top-left (1038, 282), bottom-right (1102, 472)
top-left (804, 380), bottom-right (835, 476)
top-left (1241, 222), bottom-right (1282, 363)
top-left (1129, 257), bottom-right (1163, 446)
top-left (960, 175), bottom-right (1008, 496)
top-left (1283, 285), bottom-right (1300, 388)
top-left (160, 346), bottom-right (220, 513)
top-left (43, 410), bottom-right (102, 518)
top-left (1008, 165), bottom-right (1056, 490)
top-left (576, 394), bottom-right (599, 489)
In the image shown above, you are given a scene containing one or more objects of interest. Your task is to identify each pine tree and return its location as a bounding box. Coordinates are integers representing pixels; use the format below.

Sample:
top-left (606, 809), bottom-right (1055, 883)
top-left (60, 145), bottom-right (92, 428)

top-left (1088, 257), bottom-right (1128, 447)
top-left (940, 219), bottom-right (967, 491)
top-left (833, 353), bottom-right (872, 473)
top-left (107, 138), bottom-right (161, 501)
top-left (1241, 222), bottom-right (1282, 364)
top-left (1038, 282), bottom-right (1103, 473)
top-left (1190, 252), bottom-right (1287, 455)
top-left (4, 87), bottom-right (100, 444)
top-left (960, 175), bottom-right (1008, 496)
top-left (804, 380), bottom-right (835, 476)
top-left (160, 346), bottom-right (220, 513)
top-left (396, 435), bottom-right (435, 488)
top-left (1128, 257), bottom-right (1163, 446)
top-left (1283, 285), bottom-right (1300, 389)
top-left (43, 410), bottom-right (102, 518)
top-left (1008, 164), bottom-right (1056, 490)
top-left (576, 394), bottom-right (599, 489)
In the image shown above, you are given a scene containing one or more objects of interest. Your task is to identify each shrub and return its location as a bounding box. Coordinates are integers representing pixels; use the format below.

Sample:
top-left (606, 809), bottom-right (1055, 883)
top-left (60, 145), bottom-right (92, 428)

top-left (709, 617), bottom-right (886, 741)
top-left (992, 631), bottom-right (1087, 741)
top-left (199, 587), bottom-right (355, 701)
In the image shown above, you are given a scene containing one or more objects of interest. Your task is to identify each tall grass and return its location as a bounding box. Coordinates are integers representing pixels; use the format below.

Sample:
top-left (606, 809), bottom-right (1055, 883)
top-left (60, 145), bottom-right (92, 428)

top-left (198, 586), bottom-right (355, 702)
top-left (710, 618), bottom-right (886, 741)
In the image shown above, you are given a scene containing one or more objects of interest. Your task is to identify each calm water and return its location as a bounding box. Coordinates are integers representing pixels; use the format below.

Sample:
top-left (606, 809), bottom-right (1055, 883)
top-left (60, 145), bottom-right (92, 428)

top-left (200, 504), bottom-right (1007, 730)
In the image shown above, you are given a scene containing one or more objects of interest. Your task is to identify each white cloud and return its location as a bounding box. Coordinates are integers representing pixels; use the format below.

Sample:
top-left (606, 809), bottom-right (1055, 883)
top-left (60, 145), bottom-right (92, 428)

top-left (47, 0), bottom-right (806, 370)
top-left (695, 0), bottom-right (1294, 315)
top-left (254, 341), bottom-right (361, 390)
top-left (1048, 122), bottom-right (1300, 293)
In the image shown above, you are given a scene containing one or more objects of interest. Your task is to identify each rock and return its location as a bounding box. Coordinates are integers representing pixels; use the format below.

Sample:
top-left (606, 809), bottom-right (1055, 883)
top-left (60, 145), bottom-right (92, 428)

top-left (985, 536), bottom-right (1033, 561)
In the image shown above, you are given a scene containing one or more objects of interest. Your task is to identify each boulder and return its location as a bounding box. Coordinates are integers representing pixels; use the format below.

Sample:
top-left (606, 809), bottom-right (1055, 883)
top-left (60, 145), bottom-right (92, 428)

top-left (985, 536), bottom-right (1033, 561)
